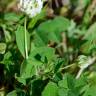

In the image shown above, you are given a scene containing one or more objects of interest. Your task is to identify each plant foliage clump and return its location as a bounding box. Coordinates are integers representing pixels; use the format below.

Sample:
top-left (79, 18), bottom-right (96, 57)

top-left (0, 0), bottom-right (96, 96)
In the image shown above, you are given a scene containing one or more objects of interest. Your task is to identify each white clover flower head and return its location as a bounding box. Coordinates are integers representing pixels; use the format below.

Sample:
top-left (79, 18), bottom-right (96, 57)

top-left (18, 0), bottom-right (43, 18)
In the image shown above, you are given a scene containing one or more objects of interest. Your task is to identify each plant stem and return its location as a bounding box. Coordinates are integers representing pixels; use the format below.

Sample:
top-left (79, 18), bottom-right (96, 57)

top-left (24, 17), bottom-right (28, 59)
top-left (59, 63), bottom-right (76, 72)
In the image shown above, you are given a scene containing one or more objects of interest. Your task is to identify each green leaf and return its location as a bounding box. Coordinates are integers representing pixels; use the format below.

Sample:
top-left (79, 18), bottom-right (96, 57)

top-left (54, 58), bottom-right (65, 73)
top-left (58, 74), bottom-right (75, 89)
top-left (20, 60), bottom-right (37, 79)
top-left (84, 22), bottom-right (96, 40)
top-left (1, 51), bottom-right (12, 65)
top-left (42, 82), bottom-right (58, 96)
top-left (58, 88), bottom-right (79, 96)
top-left (17, 59), bottom-right (39, 84)
top-left (83, 85), bottom-right (96, 96)
top-left (68, 89), bottom-right (78, 96)
top-left (29, 47), bottom-right (56, 62)
top-left (58, 77), bottom-right (68, 89)
top-left (15, 25), bottom-right (30, 58)
top-left (75, 76), bottom-right (87, 88)
top-left (4, 12), bottom-right (22, 22)
top-left (58, 88), bottom-right (68, 96)
top-left (3, 29), bottom-right (12, 43)
top-left (7, 90), bottom-right (17, 96)
top-left (0, 43), bottom-right (6, 54)
top-left (19, 47), bottom-right (55, 82)
top-left (81, 22), bottom-right (96, 54)
top-left (34, 16), bottom-right (70, 46)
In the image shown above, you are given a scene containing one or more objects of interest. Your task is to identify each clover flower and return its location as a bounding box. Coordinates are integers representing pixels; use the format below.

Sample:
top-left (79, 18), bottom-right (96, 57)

top-left (18, 0), bottom-right (43, 18)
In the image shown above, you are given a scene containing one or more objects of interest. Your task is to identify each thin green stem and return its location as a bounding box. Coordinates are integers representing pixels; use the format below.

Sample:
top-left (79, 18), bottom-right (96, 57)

top-left (59, 63), bottom-right (76, 72)
top-left (24, 17), bottom-right (28, 59)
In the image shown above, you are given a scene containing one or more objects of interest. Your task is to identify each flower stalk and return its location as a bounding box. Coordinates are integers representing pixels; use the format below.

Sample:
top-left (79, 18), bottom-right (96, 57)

top-left (24, 17), bottom-right (28, 59)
